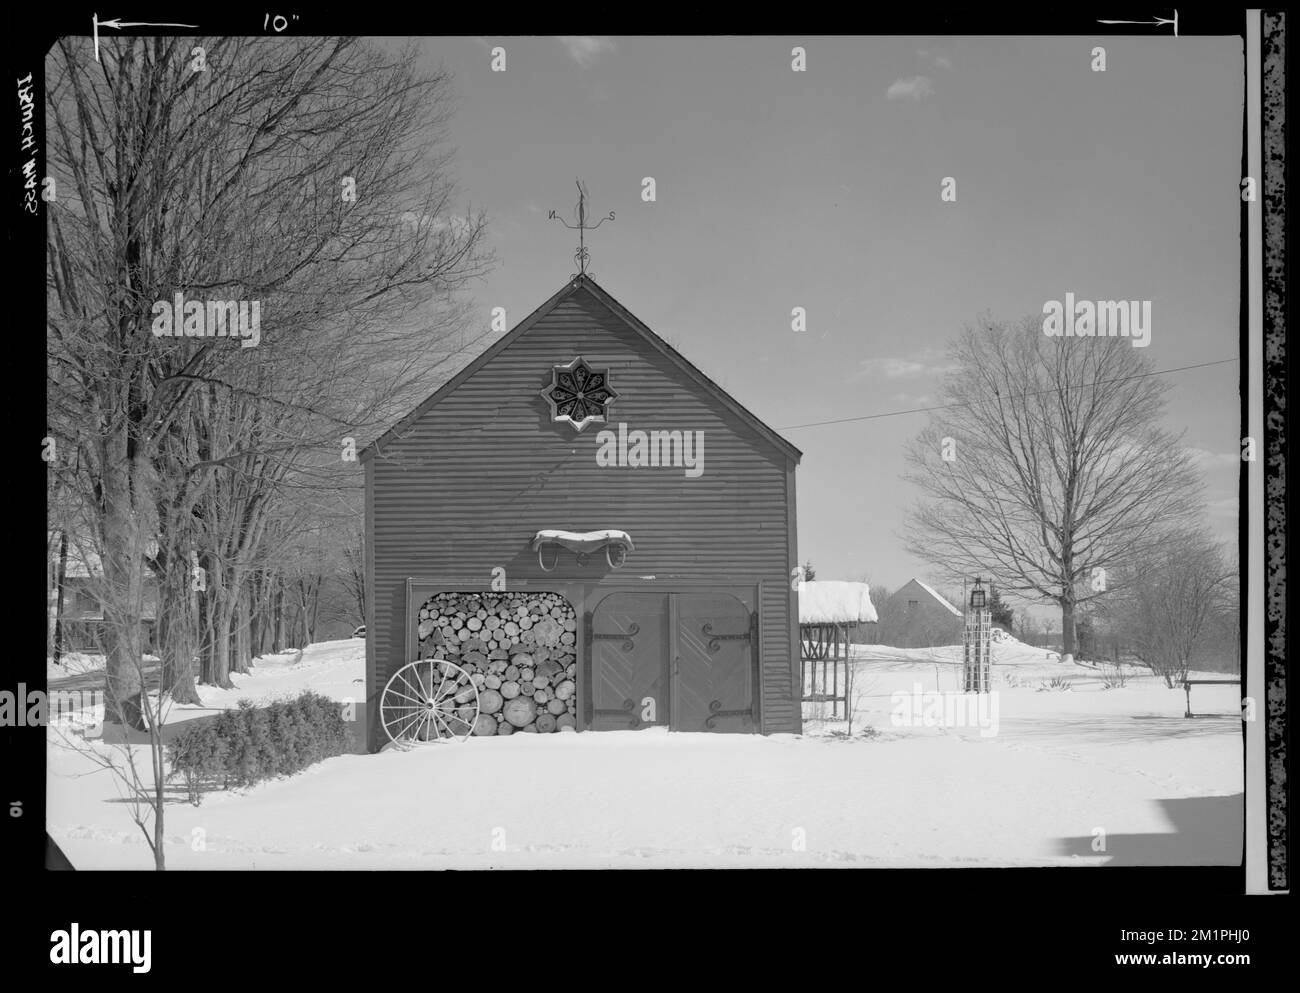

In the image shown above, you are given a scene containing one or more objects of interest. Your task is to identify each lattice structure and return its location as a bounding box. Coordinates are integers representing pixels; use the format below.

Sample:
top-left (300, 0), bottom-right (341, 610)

top-left (797, 582), bottom-right (877, 719)
top-left (963, 605), bottom-right (992, 693)
top-left (800, 622), bottom-right (853, 717)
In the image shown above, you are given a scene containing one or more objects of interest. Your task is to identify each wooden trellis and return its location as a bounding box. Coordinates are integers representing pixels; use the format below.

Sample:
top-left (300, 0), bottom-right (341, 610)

top-left (800, 622), bottom-right (855, 717)
top-left (798, 581), bottom-right (877, 719)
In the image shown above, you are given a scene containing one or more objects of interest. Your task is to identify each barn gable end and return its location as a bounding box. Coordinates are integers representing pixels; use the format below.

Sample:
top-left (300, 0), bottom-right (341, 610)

top-left (885, 578), bottom-right (966, 649)
top-left (364, 275), bottom-right (802, 749)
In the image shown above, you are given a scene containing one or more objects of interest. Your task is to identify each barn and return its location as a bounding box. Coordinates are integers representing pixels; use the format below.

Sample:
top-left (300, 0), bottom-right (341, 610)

top-left (885, 578), bottom-right (964, 648)
top-left (360, 274), bottom-right (803, 749)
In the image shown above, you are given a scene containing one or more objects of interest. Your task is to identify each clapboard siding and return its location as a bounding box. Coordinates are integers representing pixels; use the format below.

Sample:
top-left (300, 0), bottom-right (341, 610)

top-left (365, 280), bottom-right (800, 749)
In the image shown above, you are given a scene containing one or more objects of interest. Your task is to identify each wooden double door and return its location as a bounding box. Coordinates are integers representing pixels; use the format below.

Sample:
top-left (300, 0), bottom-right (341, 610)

top-left (589, 591), bottom-right (756, 732)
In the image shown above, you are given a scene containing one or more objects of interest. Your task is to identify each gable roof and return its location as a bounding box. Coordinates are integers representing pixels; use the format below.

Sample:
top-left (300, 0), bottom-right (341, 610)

top-left (798, 581), bottom-right (878, 624)
top-left (360, 274), bottom-right (802, 464)
top-left (898, 578), bottom-right (963, 617)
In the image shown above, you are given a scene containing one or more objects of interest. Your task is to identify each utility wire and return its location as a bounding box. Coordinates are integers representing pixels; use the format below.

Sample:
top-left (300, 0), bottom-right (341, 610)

top-left (777, 358), bottom-right (1239, 432)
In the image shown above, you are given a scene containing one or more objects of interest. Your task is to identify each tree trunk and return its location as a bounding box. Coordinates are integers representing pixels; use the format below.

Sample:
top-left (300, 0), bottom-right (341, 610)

top-left (148, 702), bottom-right (167, 870)
top-left (157, 591), bottom-right (201, 706)
top-left (154, 778), bottom-right (166, 870)
top-left (248, 571), bottom-right (262, 662)
top-left (305, 577), bottom-right (320, 645)
top-left (272, 578), bottom-right (284, 653)
top-left (197, 579), bottom-right (213, 684)
top-left (52, 528), bottom-right (69, 664)
top-left (156, 549), bottom-right (202, 705)
top-left (199, 553), bottom-right (233, 688)
top-left (231, 582), bottom-right (251, 674)
top-left (1060, 590), bottom-right (1076, 664)
top-left (100, 449), bottom-right (149, 730)
top-left (213, 595), bottom-right (234, 688)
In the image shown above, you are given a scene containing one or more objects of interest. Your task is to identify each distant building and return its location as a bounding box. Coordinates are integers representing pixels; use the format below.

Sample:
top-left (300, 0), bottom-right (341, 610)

top-left (48, 535), bottom-right (158, 656)
top-left (882, 578), bottom-right (964, 648)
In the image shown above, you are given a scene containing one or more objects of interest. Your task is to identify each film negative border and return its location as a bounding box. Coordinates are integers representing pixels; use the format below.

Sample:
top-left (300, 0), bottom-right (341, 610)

top-left (1260, 8), bottom-right (1287, 893)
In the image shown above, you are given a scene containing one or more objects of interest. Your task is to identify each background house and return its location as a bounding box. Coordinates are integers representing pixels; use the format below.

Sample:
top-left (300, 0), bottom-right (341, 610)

top-left (47, 536), bottom-right (158, 657)
top-left (879, 578), bottom-right (964, 648)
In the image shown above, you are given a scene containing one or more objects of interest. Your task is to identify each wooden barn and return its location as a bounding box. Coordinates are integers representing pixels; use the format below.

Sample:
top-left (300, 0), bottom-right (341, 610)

top-left (360, 274), bottom-right (803, 750)
top-left (885, 578), bottom-right (964, 648)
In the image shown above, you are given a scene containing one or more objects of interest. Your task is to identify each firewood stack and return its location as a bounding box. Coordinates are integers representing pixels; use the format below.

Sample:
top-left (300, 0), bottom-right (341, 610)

top-left (416, 591), bottom-right (579, 735)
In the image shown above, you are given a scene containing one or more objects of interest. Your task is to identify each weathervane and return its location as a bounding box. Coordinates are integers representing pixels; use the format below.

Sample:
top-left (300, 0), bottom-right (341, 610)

top-left (549, 180), bottom-right (614, 278)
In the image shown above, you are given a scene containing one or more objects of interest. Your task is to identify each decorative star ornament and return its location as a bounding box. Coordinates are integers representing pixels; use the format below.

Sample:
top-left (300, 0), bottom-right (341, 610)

top-left (541, 356), bottom-right (618, 432)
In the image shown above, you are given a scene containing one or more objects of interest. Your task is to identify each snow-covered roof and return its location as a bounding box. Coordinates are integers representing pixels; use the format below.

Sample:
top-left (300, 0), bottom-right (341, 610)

top-left (798, 581), bottom-right (878, 624)
top-left (912, 579), bottom-right (963, 617)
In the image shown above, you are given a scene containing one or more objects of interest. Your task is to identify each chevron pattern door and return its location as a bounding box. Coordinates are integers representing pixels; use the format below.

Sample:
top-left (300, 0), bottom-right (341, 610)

top-left (589, 591), bottom-right (756, 733)
top-left (590, 593), bottom-right (670, 730)
top-left (673, 593), bottom-right (755, 732)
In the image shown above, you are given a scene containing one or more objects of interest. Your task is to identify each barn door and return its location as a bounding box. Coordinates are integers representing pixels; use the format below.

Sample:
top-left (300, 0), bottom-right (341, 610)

top-left (589, 593), bottom-right (670, 729)
top-left (673, 593), bottom-right (755, 732)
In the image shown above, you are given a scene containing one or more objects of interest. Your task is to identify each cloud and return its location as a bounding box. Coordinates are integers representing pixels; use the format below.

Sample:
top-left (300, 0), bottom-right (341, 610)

top-left (863, 358), bottom-right (935, 378)
top-left (891, 392), bottom-right (934, 406)
top-left (1186, 447), bottom-right (1240, 471)
top-left (886, 75), bottom-right (935, 100)
top-left (425, 214), bottom-right (476, 238)
top-left (1205, 497), bottom-right (1239, 518)
top-left (917, 49), bottom-right (954, 71)
top-left (856, 349), bottom-right (956, 380)
top-left (556, 36), bottom-right (616, 68)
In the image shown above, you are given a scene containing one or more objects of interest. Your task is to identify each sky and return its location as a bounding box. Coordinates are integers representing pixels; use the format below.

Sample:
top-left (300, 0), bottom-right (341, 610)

top-left (404, 35), bottom-right (1244, 618)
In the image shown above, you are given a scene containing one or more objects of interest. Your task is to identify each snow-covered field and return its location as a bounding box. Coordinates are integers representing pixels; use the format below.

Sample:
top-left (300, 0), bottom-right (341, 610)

top-left (46, 636), bottom-right (1242, 869)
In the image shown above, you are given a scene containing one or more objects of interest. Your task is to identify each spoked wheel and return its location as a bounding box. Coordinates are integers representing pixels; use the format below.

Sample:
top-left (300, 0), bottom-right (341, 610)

top-left (381, 658), bottom-right (480, 746)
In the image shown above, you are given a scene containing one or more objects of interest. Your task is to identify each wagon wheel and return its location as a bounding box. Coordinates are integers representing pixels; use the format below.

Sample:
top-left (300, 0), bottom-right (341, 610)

top-left (380, 658), bottom-right (480, 745)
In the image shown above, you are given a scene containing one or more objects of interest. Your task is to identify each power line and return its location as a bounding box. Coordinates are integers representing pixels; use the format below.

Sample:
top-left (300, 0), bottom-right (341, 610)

top-left (777, 358), bottom-right (1239, 432)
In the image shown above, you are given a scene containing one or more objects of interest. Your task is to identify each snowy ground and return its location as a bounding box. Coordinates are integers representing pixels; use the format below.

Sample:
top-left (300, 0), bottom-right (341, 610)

top-left (47, 651), bottom-right (132, 681)
top-left (46, 636), bottom-right (1242, 869)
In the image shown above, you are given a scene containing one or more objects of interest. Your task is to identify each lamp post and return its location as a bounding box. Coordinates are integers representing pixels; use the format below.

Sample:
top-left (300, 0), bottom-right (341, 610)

top-left (964, 577), bottom-right (992, 693)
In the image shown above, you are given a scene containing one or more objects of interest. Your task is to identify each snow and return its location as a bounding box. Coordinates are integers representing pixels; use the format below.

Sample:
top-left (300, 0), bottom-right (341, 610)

top-left (913, 578), bottom-right (963, 616)
top-left (47, 638), bottom-right (1241, 869)
top-left (163, 641), bottom-right (363, 724)
top-left (799, 581), bottom-right (878, 624)
top-left (47, 653), bottom-right (111, 681)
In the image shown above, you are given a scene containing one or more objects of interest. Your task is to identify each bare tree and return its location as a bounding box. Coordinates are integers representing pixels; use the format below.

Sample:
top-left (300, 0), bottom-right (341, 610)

top-left (1016, 612), bottom-right (1046, 646)
top-left (46, 36), bottom-right (493, 722)
top-left (1098, 529), bottom-right (1236, 687)
top-left (904, 316), bottom-right (1201, 662)
top-left (340, 526), bottom-right (367, 629)
top-left (48, 527), bottom-right (178, 870)
top-left (842, 661), bottom-right (878, 737)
